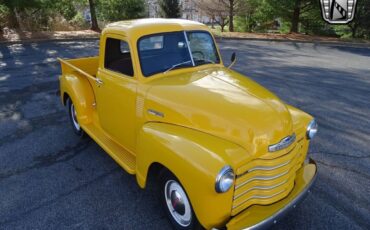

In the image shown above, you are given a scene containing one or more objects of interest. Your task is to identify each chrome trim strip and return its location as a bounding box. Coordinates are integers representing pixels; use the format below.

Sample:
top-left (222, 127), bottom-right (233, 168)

top-left (268, 133), bottom-right (296, 152)
top-left (247, 160), bottom-right (292, 173)
top-left (241, 159), bottom-right (318, 230)
top-left (235, 170), bottom-right (290, 190)
top-left (233, 189), bottom-right (286, 209)
top-left (237, 145), bottom-right (298, 178)
top-left (233, 179), bottom-right (289, 200)
top-left (147, 109), bottom-right (164, 118)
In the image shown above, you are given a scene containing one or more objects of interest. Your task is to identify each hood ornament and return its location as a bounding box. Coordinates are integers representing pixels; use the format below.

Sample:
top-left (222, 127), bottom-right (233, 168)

top-left (268, 133), bottom-right (296, 152)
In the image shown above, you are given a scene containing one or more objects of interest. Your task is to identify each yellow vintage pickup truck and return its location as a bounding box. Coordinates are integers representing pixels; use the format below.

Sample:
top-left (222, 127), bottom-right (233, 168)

top-left (59, 19), bottom-right (318, 230)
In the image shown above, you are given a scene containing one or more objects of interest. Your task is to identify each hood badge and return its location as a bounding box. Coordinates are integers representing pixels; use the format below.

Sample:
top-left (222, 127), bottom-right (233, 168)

top-left (268, 133), bottom-right (296, 152)
top-left (147, 109), bottom-right (164, 118)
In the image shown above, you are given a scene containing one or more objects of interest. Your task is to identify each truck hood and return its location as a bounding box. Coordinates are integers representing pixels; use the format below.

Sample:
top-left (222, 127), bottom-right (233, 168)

top-left (144, 67), bottom-right (294, 155)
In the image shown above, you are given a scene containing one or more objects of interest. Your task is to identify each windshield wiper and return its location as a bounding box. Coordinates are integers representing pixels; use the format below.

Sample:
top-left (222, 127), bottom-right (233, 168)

top-left (163, 60), bottom-right (192, 74)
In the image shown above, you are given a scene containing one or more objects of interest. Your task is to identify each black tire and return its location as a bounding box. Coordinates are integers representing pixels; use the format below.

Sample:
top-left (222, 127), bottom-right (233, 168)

top-left (159, 170), bottom-right (203, 230)
top-left (66, 98), bottom-right (85, 137)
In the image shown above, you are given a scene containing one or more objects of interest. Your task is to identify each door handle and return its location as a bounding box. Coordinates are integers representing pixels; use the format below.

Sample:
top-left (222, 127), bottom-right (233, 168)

top-left (96, 78), bottom-right (104, 85)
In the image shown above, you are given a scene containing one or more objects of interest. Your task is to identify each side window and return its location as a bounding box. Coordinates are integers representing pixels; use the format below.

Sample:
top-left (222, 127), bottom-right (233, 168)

top-left (104, 38), bottom-right (134, 77)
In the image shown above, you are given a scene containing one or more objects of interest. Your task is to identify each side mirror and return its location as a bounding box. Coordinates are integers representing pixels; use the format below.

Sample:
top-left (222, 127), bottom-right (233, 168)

top-left (228, 52), bottom-right (236, 68)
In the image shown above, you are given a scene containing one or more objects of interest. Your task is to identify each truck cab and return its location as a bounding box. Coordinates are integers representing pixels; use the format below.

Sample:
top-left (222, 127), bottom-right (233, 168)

top-left (59, 19), bottom-right (318, 230)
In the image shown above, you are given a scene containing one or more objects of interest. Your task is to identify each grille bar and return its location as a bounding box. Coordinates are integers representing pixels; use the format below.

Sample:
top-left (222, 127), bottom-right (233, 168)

top-left (247, 159), bottom-right (292, 173)
top-left (237, 144), bottom-right (298, 175)
top-left (231, 139), bottom-right (305, 216)
top-left (235, 170), bottom-right (290, 190)
top-left (233, 178), bottom-right (289, 200)
top-left (233, 189), bottom-right (286, 209)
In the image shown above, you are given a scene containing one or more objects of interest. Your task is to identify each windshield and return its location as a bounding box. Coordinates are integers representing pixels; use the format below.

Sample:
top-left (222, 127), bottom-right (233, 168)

top-left (138, 31), bottom-right (220, 77)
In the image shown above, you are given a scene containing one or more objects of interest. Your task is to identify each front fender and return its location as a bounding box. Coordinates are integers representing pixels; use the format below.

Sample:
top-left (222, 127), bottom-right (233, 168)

top-left (59, 73), bottom-right (95, 124)
top-left (136, 122), bottom-right (247, 229)
top-left (287, 105), bottom-right (313, 143)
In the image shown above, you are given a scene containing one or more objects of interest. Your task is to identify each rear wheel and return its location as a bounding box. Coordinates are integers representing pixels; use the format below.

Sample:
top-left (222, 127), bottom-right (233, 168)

top-left (66, 98), bottom-right (84, 137)
top-left (159, 170), bottom-right (202, 230)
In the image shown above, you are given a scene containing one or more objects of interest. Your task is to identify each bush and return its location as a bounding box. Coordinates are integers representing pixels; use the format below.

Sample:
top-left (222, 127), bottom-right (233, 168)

top-left (69, 12), bottom-right (88, 29)
top-left (97, 0), bottom-right (146, 21)
top-left (0, 4), bottom-right (10, 29)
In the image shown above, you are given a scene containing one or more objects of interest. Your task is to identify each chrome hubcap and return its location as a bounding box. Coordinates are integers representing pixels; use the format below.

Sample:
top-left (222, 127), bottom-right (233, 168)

top-left (164, 180), bottom-right (192, 227)
top-left (71, 104), bottom-right (80, 131)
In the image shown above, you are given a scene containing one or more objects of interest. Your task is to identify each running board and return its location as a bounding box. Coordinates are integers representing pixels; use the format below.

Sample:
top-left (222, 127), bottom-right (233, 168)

top-left (82, 123), bottom-right (136, 174)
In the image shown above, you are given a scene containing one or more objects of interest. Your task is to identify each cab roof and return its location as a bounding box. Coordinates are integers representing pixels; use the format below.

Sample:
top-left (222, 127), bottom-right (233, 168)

top-left (103, 18), bottom-right (210, 41)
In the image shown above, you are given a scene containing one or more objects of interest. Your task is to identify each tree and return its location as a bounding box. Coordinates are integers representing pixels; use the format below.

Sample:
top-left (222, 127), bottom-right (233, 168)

top-left (160, 0), bottom-right (180, 18)
top-left (263, 0), bottom-right (317, 33)
top-left (96, 0), bottom-right (145, 21)
top-left (198, 0), bottom-right (229, 32)
top-left (42, 0), bottom-right (77, 21)
top-left (122, 0), bottom-right (146, 19)
top-left (290, 0), bottom-right (301, 32)
top-left (0, 0), bottom-right (83, 31)
top-left (290, 0), bottom-right (317, 33)
top-left (88, 0), bottom-right (99, 31)
top-left (235, 0), bottom-right (262, 32)
top-left (348, 0), bottom-right (370, 38)
top-left (0, 0), bottom-right (41, 28)
top-left (220, 0), bottom-right (245, 32)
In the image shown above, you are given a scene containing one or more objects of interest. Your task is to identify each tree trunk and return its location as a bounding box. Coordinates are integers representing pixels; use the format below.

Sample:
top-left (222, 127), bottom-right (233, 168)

top-left (290, 0), bottom-right (301, 33)
top-left (8, 8), bottom-right (20, 29)
top-left (88, 0), bottom-right (100, 31)
top-left (221, 19), bottom-right (225, 32)
top-left (229, 0), bottom-right (234, 32)
top-left (351, 25), bottom-right (357, 37)
top-left (247, 14), bottom-right (252, 32)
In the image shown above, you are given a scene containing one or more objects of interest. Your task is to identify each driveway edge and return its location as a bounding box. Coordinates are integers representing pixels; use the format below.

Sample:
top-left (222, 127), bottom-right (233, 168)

top-left (215, 36), bottom-right (370, 48)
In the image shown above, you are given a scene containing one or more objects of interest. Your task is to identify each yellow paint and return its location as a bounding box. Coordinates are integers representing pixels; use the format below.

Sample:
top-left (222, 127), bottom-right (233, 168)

top-left (58, 19), bottom-right (317, 229)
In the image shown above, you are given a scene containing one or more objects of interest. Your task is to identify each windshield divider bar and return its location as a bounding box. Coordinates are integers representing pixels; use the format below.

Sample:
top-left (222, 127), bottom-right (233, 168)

top-left (184, 31), bottom-right (195, 67)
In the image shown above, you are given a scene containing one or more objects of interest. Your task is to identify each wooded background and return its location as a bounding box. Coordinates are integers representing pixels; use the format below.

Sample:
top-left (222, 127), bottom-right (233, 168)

top-left (0, 0), bottom-right (369, 39)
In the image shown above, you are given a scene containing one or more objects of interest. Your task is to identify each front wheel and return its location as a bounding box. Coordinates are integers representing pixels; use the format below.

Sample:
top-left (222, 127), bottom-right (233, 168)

top-left (66, 98), bottom-right (84, 137)
top-left (159, 170), bottom-right (202, 230)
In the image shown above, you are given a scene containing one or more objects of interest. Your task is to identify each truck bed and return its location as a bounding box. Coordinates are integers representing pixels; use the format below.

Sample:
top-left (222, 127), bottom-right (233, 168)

top-left (59, 56), bottom-right (99, 79)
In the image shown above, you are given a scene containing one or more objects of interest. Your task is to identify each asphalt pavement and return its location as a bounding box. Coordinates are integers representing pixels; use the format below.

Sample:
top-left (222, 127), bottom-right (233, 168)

top-left (0, 39), bottom-right (369, 230)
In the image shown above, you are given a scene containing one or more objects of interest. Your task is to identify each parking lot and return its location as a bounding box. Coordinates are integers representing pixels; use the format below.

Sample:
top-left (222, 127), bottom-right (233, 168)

top-left (0, 39), bottom-right (369, 229)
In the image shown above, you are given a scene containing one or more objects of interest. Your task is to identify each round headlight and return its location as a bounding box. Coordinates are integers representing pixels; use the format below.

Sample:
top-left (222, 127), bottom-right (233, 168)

top-left (306, 119), bottom-right (318, 140)
top-left (215, 166), bottom-right (234, 193)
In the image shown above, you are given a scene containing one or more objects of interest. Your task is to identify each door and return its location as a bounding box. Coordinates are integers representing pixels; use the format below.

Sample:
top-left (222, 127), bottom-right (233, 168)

top-left (96, 35), bottom-right (137, 153)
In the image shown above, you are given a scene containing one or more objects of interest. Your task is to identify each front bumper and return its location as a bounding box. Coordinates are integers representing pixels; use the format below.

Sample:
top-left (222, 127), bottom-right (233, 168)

top-left (226, 158), bottom-right (317, 230)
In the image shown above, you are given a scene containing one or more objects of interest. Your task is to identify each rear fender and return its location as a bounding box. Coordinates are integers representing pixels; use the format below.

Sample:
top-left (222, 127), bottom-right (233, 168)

top-left (60, 73), bottom-right (95, 124)
top-left (136, 122), bottom-right (246, 229)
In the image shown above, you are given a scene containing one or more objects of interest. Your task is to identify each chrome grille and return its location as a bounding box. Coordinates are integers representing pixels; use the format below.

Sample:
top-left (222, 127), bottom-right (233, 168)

top-left (231, 139), bottom-right (305, 216)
